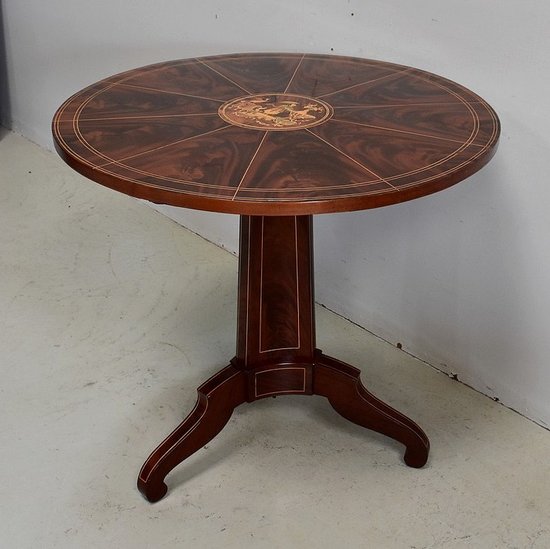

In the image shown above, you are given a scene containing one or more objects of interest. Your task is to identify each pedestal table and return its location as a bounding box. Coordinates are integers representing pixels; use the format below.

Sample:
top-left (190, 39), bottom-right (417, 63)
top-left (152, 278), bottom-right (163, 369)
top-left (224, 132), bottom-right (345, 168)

top-left (53, 53), bottom-right (500, 502)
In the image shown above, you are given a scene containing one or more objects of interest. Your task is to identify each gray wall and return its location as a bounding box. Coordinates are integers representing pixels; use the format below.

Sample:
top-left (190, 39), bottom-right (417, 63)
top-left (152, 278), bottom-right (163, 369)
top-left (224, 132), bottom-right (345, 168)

top-left (2, 1), bottom-right (550, 427)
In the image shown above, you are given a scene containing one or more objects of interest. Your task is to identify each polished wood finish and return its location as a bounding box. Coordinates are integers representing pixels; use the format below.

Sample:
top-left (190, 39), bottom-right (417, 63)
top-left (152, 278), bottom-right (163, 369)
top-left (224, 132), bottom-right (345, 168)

top-left (138, 365), bottom-right (246, 503)
top-left (52, 53), bottom-right (499, 503)
top-left (235, 216), bottom-right (315, 369)
top-left (314, 352), bottom-right (429, 468)
top-left (53, 53), bottom-right (500, 216)
top-left (137, 216), bottom-right (428, 501)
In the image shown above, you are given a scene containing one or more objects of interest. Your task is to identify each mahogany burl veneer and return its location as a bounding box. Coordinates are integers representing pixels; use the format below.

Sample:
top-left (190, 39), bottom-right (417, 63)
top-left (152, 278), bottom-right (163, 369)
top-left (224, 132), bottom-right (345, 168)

top-left (52, 53), bottom-right (500, 502)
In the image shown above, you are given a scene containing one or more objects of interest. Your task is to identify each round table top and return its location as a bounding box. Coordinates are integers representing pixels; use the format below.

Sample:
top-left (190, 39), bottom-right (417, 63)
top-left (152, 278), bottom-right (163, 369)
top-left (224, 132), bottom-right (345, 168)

top-left (53, 53), bottom-right (500, 215)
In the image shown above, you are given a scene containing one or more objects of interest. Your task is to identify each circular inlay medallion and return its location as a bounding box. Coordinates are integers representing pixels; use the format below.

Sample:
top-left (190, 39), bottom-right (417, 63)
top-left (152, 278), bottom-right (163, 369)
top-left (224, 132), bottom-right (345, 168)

top-left (218, 93), bottom-right (333, 131)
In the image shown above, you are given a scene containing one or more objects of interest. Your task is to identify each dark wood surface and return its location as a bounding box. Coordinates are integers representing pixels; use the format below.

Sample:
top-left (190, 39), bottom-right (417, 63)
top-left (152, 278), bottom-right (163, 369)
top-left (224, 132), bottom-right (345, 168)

top-left (53, 53), bottom-right (499, 215)
top-left (138, 216), bottom-right (428, 502)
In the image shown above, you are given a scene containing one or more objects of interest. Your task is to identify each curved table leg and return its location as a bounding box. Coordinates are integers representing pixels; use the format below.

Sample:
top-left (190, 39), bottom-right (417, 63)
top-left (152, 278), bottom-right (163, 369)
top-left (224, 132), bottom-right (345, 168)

top-left (314, 352), bottom-right (429, 468)
top-left (138, 365), bottom-right (247, 502)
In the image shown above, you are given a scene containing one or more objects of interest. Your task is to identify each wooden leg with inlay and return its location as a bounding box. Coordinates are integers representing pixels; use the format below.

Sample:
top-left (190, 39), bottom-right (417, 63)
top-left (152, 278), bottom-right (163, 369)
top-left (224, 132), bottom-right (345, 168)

top-left (137, 365), bottom-right (246, 502)
top-left (313, 351), bottom-right (429, 468)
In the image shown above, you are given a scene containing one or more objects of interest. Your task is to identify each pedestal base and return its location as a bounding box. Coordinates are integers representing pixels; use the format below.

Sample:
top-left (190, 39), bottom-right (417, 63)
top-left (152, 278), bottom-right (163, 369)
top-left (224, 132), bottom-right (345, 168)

top-left (138, 350), bottom-right (429, 503)
top-left (138, 216), bottom-right (430, 502)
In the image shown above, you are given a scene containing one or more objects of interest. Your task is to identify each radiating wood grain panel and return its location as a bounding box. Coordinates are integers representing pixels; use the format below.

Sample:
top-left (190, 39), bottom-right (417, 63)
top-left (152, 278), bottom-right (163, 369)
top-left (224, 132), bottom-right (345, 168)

top-left (203, 54), bottom-right (304, 94)
top-left (286, 56), bottom-right (398, 98)
top-left (77, 115), bottom-right (227, 162)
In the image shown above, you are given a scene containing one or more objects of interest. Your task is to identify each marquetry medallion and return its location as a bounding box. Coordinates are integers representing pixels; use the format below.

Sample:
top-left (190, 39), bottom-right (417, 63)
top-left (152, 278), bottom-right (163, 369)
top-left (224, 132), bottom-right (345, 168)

top-left (218, 93), bottom-right (333, 130)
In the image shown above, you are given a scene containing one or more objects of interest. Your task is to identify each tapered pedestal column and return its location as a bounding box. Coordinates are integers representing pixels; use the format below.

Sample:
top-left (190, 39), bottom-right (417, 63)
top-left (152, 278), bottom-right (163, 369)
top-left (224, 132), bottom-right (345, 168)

top-left (232, 215), bottom-right (316, 398)
top-left (138, 215), bottom-right (429, 502)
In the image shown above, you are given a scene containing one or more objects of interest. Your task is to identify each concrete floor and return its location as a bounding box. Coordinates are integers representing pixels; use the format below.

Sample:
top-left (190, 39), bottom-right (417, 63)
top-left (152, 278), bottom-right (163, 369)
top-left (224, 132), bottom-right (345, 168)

top-left (1, 130), bottom-right (549, 548)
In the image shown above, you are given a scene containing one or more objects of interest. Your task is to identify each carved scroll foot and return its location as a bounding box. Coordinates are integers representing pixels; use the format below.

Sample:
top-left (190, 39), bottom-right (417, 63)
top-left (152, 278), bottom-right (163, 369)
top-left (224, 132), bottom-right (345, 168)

top-left (314, 352), bottom-right (430, 468)
top-left (138, 365), bottom-right (246, 502)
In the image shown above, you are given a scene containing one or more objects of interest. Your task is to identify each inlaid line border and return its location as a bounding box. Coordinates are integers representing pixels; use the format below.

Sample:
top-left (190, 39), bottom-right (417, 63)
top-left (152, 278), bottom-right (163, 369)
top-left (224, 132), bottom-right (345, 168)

top-left (53, 54), bottom-right (499, 204)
